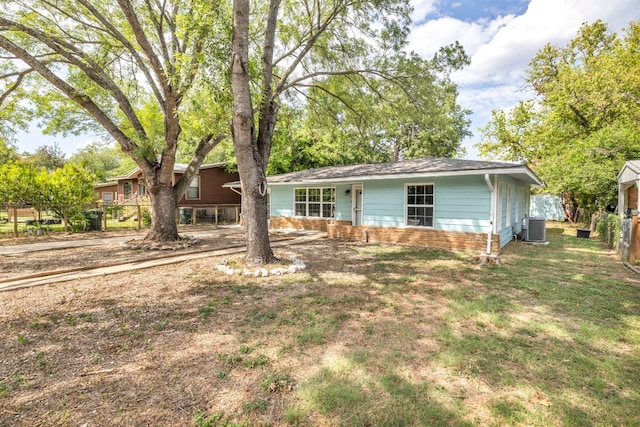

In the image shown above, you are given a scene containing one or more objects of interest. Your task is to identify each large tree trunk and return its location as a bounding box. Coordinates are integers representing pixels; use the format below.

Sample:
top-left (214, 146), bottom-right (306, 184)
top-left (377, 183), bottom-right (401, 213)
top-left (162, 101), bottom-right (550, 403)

top-left (240, 170), bottom-right (274, 265)
top-left (145, 181), bottom-right (179, 241)
top-left (231, 0), bottom-right (276, 265)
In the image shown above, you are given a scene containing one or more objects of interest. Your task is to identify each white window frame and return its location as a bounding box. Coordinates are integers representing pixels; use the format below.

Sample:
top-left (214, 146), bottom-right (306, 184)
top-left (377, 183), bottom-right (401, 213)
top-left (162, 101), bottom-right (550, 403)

top-left (293, 187), bottom-right (335, 218)
top-left (405, 183), bottom-right (435, 228)
top-left (186, 176), bottom-right (201, 200)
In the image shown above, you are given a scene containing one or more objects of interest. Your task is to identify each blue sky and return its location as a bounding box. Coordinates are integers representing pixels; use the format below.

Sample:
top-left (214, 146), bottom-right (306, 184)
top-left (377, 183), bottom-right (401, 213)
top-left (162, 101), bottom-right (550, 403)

top-left (15, 0), bottom-right (640, 159)
top-left (408, 0), bottom-right (640, 158)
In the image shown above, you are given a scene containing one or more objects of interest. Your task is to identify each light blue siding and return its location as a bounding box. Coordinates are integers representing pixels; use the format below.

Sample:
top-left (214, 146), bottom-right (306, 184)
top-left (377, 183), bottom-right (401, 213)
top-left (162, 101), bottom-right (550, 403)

top-left (270, 184), bottom-right (351, 220)
top-left (269, 171), bottom-right (537, 251)
top-left (270, 185), bottom-right (295, 217)
top-left (335, 184), bottom-right (352, 221)
top-left (360, 176), bottom-right (491, 232)
top-left (495, 176), bottom-right (531, 248)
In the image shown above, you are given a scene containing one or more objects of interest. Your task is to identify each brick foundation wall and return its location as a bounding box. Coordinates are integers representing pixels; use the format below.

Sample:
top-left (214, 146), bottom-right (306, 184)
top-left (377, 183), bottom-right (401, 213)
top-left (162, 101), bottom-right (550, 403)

top-left (269, 217), bottom-right (500, 253)
top-left (328, 223), bottom-right (500, 253)
top-left (269, 217), bottom-right (334, 232)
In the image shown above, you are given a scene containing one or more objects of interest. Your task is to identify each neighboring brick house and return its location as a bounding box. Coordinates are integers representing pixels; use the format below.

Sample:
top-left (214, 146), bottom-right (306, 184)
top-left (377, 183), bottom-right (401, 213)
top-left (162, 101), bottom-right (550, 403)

top-left (95, 162), bottom-right (241, 222)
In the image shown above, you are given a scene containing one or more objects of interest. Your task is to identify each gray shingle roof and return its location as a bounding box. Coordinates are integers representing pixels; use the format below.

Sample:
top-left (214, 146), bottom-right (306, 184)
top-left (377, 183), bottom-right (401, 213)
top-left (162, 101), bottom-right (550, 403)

top-left (267, 157), bottom-right (542, 185)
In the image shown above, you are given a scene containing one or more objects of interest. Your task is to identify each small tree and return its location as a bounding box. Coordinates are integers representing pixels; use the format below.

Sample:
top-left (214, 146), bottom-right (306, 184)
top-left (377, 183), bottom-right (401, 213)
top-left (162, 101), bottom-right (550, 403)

top-left (46, 163), bottom-right (98, 226)
top-left (0, 1), bottom-right (231, 242)
top-left (0, 160), bottom-right (96, 229)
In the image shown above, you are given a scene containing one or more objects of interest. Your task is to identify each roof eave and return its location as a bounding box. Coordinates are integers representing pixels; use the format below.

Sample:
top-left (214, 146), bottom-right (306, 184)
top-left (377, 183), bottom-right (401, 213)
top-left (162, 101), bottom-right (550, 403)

top-left (268, 166), bottom-right (544, 187)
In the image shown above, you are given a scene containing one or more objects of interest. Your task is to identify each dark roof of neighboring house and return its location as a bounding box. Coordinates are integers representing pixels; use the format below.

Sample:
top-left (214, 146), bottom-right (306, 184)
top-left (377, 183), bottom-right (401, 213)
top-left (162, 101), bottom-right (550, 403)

top-left (110, 162), bottom-right (228, 180)
top-left (265, 157), bottom-right (543, 186)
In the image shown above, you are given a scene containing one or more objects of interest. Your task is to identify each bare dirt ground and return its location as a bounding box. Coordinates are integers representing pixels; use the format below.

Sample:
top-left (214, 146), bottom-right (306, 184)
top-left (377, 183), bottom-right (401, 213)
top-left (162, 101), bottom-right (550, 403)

top-left (4, 227), bottom-right (637, 426)
top-left (0, 233), bottom-right (371, 426)
top-left (0, 227), bottom-right (294, 281)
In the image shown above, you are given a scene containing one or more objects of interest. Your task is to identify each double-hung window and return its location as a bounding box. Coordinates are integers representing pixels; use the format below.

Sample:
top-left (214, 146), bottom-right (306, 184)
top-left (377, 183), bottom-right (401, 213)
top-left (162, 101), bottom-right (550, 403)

top-left (186, 176), bottom-right (200, 200)
top-left (406, 184), bottom-right (434, 227)
top-left (294, 188), bottom-right (335, 218)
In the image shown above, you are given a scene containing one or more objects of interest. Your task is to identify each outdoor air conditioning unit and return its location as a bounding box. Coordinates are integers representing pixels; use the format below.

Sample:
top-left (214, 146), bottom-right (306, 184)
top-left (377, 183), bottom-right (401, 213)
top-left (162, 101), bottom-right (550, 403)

top-left (522, 217), bottom-right (546, 243)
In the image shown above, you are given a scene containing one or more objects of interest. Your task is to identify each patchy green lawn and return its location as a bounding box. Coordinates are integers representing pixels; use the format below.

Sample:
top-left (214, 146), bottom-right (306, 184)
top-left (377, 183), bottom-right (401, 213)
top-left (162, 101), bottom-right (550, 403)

top-left (1, 223), bottom-right (639, 426)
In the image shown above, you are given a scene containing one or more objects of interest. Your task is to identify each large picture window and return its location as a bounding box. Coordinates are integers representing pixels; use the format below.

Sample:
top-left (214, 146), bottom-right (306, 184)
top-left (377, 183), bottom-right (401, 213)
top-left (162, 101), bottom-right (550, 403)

top-left (294, 187), bottom-right (335, 218)
top-left (406, 184), bottom-right (434, 227)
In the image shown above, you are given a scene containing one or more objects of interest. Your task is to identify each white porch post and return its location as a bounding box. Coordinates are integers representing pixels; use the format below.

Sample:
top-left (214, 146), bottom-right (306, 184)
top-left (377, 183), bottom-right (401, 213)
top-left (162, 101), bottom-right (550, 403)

top-left (619, 182), bottom-right (625, 217)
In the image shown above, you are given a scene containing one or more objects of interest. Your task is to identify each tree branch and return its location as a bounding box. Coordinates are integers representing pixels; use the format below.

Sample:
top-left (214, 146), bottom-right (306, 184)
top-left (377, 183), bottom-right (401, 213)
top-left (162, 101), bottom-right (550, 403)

top-left (0, 34), bottom-right (138, 156)
top-left (0, 16), bottom-right (150, 144)
top-left (76, 0), bottom-right (166, 110)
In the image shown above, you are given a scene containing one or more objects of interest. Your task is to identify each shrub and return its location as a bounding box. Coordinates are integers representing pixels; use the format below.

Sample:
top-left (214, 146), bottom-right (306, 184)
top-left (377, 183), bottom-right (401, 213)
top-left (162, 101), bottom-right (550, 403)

top-left (140, 207), bottom-right (152, 226)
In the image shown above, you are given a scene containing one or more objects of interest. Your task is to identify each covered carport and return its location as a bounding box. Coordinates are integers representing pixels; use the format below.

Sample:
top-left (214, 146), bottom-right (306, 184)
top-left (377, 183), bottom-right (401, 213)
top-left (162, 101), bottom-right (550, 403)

top-left (618, 161), bottom-right (640, 263)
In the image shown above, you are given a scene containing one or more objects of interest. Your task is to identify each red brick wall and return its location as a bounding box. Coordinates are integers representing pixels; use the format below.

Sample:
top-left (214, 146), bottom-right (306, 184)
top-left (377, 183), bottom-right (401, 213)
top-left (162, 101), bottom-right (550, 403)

top-left (269, 217), bottom-right (334, 231)
top-left (269, 217), bottom-right (499, 252)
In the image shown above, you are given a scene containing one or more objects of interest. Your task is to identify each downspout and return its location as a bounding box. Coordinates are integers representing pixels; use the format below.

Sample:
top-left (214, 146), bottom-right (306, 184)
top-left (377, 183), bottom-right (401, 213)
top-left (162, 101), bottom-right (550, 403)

top-left (485, 174), bottom-right (495, 255)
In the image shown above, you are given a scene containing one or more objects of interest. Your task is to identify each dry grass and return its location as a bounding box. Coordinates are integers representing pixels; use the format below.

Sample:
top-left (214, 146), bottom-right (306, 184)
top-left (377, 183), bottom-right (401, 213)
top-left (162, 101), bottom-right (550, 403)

top-left (1, 225), bottom-right (639, 426)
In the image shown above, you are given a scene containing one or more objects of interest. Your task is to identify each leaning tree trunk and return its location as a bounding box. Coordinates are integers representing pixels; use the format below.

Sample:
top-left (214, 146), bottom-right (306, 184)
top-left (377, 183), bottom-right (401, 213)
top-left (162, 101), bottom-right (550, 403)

top-left (145, 181), bottom-right (180, 241)
top-left (231, 0), bottom-right (276, 265)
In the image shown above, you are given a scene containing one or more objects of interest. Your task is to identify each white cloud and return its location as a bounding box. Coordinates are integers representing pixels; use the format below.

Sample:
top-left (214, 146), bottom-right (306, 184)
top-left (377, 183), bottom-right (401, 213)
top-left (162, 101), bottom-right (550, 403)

top-left (457, 0), bottom-right (640, 86)
top-left (409, 0), bottom-right (438, 24)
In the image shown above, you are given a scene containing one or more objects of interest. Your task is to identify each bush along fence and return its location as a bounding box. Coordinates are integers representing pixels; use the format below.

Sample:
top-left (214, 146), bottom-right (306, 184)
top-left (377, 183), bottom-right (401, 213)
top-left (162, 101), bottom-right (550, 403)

top-left (597, 212), bottom-right (640, 263)
top-left (0, 203), bottom-right (241, 237)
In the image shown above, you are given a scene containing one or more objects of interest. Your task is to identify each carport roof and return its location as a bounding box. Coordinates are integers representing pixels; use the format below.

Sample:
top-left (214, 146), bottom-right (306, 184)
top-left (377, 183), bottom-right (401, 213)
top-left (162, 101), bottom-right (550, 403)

top-left (618, 160), bottom-right (640, 184)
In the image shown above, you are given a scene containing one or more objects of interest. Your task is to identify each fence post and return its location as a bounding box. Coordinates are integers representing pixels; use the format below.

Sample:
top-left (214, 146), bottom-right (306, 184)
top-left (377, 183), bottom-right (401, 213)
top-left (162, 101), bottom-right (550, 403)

top-left (12, 206), bottom-right (18, 235)
top-left (103, 205), bottom-right (108, 231)
top-left (137, 204), bottom-right (141, 230)
top-left (235, 206), bottom-right (239, 224)
top-left (215, 205), bottom-right (218, 226)
top-left (630, 215), bottom-right (640, 264)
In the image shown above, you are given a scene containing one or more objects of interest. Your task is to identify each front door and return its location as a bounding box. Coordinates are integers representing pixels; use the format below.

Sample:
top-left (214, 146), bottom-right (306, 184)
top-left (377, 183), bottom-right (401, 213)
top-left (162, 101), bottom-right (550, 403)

top-left (352, 184), bottom-right (363, 226)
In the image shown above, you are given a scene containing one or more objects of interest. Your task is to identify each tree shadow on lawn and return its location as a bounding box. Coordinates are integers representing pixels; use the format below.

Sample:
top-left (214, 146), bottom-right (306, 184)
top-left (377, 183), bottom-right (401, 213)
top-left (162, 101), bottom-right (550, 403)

top-left (1, 234), bottom-right (639, 426)
top-left (318, 234), bottom-right (640, 425)
top-left (349, 231), bottom-right (640, 426)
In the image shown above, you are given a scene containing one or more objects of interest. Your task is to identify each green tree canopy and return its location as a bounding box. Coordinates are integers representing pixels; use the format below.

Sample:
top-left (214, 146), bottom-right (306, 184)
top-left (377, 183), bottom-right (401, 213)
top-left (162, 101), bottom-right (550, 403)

top-left (0, 138), bottom-right (18, 164)
top-left (0, 159), bottom-right (97, 228)
top-left (0, 0), bottom-right (232, 241)
top-left (69, 141), bottom-right (137, 182)
top-left (266, 45), bottom-right (471, 175)
top-left (24, 143), bottom-right (66, 171)
top-left (477, 20), bottom-right (640, 217)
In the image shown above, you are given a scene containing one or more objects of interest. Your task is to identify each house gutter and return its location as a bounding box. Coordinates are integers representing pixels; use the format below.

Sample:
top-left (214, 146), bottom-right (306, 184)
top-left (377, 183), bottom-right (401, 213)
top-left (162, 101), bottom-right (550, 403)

top-left (485, 174), bottom-right (495, 255)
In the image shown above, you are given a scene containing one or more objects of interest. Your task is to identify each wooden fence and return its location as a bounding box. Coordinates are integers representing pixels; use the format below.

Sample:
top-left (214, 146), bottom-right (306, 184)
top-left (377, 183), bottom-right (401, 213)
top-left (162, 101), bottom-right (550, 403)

top-left (0, 203), bottom-right (241, 237)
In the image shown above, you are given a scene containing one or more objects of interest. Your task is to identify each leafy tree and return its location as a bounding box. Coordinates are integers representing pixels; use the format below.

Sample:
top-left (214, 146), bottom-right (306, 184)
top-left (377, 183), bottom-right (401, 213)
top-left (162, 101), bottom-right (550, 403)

top-left (477, 20), bottom-right (640, 219)
top-left (0, 161), bottom-right (40, 206)
top-left (45, 163), bottom-right (98, 225)
top-left (0, 0), bottom-right (230, 241)
top-left (0, 160), bottom-right (96, 228)
top-left (233, 0), bottom-right (459, 264)
top-left (283, 48), bottom-right (471, 169)
top-left (0, 138), bottom-right (18, 164)
top-left (69, 141), bottom-right (137, 181)
top-left (24, 143), bottom-right (66, 171)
